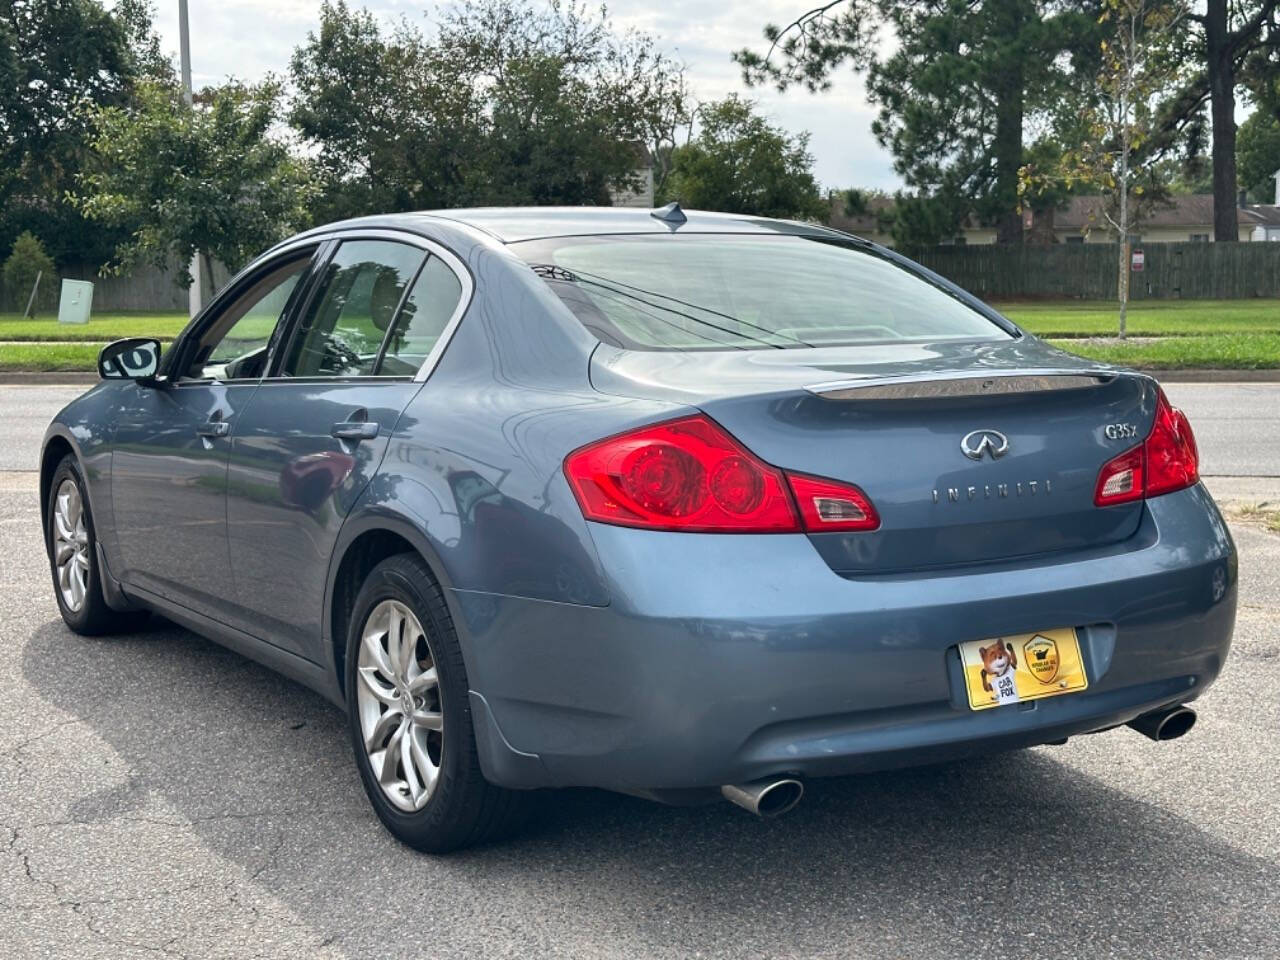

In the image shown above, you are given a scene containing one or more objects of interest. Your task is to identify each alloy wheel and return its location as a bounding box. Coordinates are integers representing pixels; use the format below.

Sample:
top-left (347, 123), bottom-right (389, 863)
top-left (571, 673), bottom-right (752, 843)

top-left (52, 478), bottom-right (90, 613)
top-left (355, 599), bottom-right (444, 812)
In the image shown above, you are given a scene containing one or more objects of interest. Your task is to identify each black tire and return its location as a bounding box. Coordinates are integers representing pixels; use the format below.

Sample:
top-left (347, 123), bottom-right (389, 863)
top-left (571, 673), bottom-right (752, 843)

top-left (345, 553), bottom-right (527, 852)
top-left (45, 453), bottom-right (148, 636)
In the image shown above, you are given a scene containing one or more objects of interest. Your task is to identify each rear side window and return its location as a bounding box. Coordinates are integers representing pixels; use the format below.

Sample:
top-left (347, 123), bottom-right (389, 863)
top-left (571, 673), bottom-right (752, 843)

top-left (514, 234), bottom-right (1009, 351)
top-left (377, 256), bottom-right (464, 376)
top-left (281, 240), bottom-right (425, 377)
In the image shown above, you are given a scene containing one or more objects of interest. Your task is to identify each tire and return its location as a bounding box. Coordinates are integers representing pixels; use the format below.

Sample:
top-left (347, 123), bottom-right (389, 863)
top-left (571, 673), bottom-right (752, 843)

top-left (45, 453), bottom-right (147, 636)
top-left (345, 553), bottom-right (527, 852)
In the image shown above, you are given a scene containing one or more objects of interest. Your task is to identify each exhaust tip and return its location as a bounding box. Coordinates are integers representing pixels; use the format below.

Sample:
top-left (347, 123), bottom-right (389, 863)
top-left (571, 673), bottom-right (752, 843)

top-left (1128, 705), bottom-right (1197, 741)
top-left (721, 778), bottom-right (804, 818)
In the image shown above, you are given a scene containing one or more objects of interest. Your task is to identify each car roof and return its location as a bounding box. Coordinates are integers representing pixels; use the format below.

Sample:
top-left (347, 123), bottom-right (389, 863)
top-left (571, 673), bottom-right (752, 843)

top-left (306, 207), bottom-right (857, 245)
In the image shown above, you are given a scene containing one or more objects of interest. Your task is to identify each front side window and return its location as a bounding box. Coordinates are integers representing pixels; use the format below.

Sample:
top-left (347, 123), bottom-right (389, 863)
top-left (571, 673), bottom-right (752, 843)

top-left (280, 240), bottom-right (426, 377)
top-left (514, 234), bottom-right (1010, 351)
top-left (182, 254), bottom-right (311, 380)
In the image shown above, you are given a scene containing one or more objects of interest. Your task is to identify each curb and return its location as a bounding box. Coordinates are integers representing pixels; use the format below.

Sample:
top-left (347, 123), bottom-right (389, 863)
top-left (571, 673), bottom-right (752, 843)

top-left (0, 373), bottom-right (99, 385)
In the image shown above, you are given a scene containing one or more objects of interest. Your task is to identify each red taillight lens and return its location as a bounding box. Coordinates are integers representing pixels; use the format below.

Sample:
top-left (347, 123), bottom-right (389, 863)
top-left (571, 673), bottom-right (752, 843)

top-left (786, 472), bottom-right (881, 531)
top-left (563, 415), bottom-right (881, 533)
top-left (1094, 388), bottom-right (1199, 507)
top-left (564, 415), bottom-right (798, 532)
top-left (1145, 391), bottom-right (1199, 496)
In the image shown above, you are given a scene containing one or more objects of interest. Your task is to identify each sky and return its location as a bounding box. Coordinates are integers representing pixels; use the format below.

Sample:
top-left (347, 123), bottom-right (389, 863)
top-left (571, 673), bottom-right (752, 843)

top-left (148, 0), bottom-right (903, 192)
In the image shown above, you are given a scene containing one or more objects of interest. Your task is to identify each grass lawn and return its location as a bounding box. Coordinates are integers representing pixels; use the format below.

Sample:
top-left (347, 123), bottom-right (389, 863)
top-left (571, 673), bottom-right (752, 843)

top-left (0, 311), bottom-right (187, 342)
top-left (0, 342), bottom-right (104, 371)
top-left (1047, 333), bottom-right (1280, 369)
top-left (996, 299), bottom-right (1280, 337)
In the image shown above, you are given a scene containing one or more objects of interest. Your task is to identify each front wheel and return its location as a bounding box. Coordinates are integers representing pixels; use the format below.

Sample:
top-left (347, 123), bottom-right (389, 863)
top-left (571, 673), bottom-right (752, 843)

top-left (345, 553), bottom-right (527, 852)
top-left (45, 453), bottom-right (146, 636)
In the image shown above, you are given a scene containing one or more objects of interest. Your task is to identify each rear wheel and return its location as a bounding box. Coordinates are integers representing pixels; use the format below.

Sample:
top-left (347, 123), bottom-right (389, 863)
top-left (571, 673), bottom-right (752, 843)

top-left (345, 553), bottom-right (526, 852)
top-left (46, 453), bottom-right (146, 636)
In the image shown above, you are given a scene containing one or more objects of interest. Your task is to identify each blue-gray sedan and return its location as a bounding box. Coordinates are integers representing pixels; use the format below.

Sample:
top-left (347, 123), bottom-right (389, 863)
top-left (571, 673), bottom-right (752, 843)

top-left (41, 206), bottom-right (1236, 851)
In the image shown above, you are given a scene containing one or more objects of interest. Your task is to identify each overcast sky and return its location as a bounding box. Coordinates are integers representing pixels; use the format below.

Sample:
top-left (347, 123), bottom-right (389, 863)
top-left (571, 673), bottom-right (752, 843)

top-left (148, 0), bottom-right (903, 191)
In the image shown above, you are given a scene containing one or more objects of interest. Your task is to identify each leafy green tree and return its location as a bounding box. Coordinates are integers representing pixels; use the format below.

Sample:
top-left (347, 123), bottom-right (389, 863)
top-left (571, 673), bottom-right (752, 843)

top-left (2, 231), bottom-right (55, 315)
top-left (659, 96), bottom-right (825, 221)
top-left (734, 1), bottom-right (1102, 245)
top-left (0, 0), bottom-right (170, 265)
top-left (75, 80), bottom-right (317, 287)
top-left (289, 0), bottom-right (690, 217)
top-left (1238, 110), bottom-right (1280, 201)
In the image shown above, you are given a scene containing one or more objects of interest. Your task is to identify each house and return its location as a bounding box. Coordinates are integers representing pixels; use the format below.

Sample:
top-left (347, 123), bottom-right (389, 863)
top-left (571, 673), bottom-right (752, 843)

top-left (611, 144), bottom-right (655, 208)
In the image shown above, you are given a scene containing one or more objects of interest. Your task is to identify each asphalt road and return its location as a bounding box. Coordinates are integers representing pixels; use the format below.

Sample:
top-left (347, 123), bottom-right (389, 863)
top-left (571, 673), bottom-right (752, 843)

top-left (2, 381), bottom-right (1280, 958)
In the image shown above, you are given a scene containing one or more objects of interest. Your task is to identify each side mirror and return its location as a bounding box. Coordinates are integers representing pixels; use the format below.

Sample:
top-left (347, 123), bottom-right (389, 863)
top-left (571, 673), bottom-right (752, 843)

top-left (99, 338), bottom-right (162, 382)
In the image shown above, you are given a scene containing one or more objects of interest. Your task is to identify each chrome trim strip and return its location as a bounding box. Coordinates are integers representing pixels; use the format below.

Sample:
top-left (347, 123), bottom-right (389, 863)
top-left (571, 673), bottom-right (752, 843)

top-left (806, 368), bottom-right (1131, 401)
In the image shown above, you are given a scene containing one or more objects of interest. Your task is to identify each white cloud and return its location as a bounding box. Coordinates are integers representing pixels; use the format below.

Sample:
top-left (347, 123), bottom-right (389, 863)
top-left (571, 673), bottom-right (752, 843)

top-left (151, 0), bottom-right (902, 190)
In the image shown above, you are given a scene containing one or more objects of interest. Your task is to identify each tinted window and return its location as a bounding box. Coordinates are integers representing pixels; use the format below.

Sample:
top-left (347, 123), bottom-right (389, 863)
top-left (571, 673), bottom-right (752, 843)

top-left (281, 240), bottom-right (425, 377)
top-left (515, 234), bottom-right (1009, 351)
top-left (377, 256), bottom-right (464, 376)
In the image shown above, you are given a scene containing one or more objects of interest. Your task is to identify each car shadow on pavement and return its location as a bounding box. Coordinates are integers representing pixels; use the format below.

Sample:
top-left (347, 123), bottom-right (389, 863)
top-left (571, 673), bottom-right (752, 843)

top-left (21, 616), bottom-right (1278, 958)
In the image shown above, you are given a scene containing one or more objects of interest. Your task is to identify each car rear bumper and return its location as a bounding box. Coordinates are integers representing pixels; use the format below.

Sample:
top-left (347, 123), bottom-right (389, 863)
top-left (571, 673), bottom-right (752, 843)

top-left (455, 483), bottom-right (1237, 793)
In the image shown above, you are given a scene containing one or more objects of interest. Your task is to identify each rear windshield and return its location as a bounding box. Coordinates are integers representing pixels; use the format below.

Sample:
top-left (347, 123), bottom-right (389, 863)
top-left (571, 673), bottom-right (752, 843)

top-left (513, 234), bottom-right (1010, 351)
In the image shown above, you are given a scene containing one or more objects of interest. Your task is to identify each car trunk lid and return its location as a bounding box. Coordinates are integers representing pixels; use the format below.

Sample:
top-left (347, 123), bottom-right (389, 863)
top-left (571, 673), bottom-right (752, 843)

top-left (590, 340), bottom-right (1156, 572)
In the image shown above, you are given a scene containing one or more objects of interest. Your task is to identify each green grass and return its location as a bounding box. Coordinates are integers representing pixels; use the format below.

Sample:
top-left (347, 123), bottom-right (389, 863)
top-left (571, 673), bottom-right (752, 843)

top-left (0, 342), bottom-right (105, 371)
top-left (1048, 333), bottom-right (1280, 369)
top-left (996, 299), bottom-right (1280, 337)
top-left (0, 311), bottom-right (187, 342)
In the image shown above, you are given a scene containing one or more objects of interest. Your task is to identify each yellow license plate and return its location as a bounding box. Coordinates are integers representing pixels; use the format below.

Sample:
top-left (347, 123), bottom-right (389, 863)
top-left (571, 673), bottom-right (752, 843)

top-left (958, 628), bottom-right (1088, 711)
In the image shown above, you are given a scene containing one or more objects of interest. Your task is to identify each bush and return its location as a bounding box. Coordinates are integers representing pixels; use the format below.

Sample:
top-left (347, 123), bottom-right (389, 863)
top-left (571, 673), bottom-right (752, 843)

top-left (3, 232), bottom-right (57, 316)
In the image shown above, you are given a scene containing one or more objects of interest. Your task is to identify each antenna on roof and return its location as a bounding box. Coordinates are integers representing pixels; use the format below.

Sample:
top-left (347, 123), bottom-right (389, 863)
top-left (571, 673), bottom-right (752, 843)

top-left (650, 201), bottom-right (687, 225)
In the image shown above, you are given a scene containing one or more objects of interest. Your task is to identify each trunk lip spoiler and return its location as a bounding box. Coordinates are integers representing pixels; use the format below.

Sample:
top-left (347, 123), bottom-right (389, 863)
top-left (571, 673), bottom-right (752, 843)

top-left (805, 368), bottom-right (1151, 400)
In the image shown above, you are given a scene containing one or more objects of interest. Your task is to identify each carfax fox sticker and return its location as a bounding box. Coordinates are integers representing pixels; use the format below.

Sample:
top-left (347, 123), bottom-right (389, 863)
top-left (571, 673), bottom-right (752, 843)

top-left (958, 628), bottom-right (1088, 710)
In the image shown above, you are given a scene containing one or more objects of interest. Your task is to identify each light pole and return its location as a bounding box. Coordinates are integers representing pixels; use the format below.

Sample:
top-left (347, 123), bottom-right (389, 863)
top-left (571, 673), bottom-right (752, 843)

top-left (179, 0), bottom-right (203, 317)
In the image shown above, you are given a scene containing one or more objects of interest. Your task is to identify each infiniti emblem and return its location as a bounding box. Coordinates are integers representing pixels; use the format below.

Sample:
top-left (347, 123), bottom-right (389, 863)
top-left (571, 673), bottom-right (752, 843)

top-left (960, 429), bottom-right (1010, 461)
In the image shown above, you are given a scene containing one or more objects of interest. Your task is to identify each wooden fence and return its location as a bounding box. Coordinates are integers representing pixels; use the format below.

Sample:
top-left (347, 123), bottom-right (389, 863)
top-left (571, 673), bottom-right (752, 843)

top-left (905, 241), bottom-right (1280, 300)
top-left (1, 260), bottom-right (231, 315)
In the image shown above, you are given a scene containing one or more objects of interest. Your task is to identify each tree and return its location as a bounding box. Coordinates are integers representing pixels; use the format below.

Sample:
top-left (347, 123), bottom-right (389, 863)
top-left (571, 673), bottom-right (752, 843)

top-left (1028, 0), bottom-right (1188, 337)
top-left (1154, 0), bottom-right (1280, 240)
top-left (734, 1), bottom-right (1102, 245)
top-left (658, 96), bottom-right (826, 221)
top-left (1238, 109), bottom-right (1280, 201)
top-left (0, 0), bottom-right (170, 265)
top-left (288, 0), bottom-right (691, 217)
top-left (2, 231), bottom-right (54, 315)
top-left (75, 80), bottom-right (317, 287)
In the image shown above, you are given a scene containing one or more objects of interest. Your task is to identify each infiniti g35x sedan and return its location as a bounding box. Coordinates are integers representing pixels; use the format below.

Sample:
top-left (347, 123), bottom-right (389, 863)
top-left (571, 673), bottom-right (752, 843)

top-left (42, 206), bottom-right (1236, 851)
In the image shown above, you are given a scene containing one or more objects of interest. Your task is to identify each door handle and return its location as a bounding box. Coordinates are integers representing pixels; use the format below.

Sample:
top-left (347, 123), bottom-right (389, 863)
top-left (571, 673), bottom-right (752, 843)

top-left (196, 420), bottom-right (230, 439)
top-left (331, 421), bottom-right (379, 442)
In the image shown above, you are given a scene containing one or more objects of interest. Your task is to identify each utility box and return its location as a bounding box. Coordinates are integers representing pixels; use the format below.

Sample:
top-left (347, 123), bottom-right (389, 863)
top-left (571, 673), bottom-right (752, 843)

top-left (58, 279), bottom-right (94, 324)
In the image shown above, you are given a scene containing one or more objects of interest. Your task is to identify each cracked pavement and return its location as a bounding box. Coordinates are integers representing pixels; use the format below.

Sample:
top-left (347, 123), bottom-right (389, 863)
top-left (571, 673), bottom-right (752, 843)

top-left (2, 383), bottom-right (1279, 959)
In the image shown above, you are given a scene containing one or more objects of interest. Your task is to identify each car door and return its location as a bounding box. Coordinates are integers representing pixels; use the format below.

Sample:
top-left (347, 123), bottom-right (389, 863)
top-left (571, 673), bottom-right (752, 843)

top-left (110, 246), bottom-right (319, 619)
top-left (223, 234), bottom-right (469, 660)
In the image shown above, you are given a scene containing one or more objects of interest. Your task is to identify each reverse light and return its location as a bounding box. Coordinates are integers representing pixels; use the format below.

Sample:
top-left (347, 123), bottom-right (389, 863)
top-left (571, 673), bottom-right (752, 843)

top-left (563, 415), bottom-right (880, 533)
top-left (1094, 388), bottom-right (1199, 507)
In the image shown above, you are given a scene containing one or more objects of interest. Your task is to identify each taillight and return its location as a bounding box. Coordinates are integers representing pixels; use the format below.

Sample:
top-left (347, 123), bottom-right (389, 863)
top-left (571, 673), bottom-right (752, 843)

top-left (563, 414), bottom-right (879, 533)
top-left (1094, 388), bottom-right (1199, 507)
top-left (787, 472), bottom-right (880, 532)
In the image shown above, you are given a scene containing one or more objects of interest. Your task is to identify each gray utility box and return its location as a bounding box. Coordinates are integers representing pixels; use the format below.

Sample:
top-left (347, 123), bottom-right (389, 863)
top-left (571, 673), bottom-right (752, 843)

top-left (58, 279), bottom-right (94, 325)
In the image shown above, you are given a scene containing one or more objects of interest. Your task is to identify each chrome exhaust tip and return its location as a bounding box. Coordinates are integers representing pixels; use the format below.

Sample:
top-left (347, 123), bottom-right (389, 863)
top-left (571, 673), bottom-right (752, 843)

top-left (721, 778), bottom-right (804, 818)
top-left (1128, 705), bottom-right (1197, 742)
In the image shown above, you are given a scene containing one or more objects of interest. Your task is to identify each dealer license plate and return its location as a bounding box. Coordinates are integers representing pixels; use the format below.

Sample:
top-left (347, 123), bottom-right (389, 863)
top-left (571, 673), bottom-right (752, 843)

top-left (958, 628), bottom-right (1088, 711)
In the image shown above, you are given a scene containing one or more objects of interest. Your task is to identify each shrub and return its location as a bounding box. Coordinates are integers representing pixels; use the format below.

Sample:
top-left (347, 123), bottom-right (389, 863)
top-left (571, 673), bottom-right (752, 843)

top-left (3, 232), bottom-right (56, 316)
